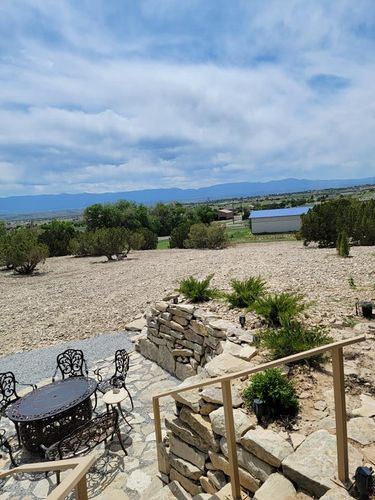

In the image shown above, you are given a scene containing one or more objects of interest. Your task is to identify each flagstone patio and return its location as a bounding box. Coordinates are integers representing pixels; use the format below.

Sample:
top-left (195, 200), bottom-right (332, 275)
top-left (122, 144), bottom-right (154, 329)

top-left (0, 351), bottom-right (179, 500)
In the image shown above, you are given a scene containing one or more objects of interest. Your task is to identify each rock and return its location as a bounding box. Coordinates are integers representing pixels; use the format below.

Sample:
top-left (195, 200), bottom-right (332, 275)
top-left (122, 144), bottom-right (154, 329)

top-left (180, 406), bottom-right (220, 452)
top-left (223, 341), bottom-right (258, 361)
top-left (205, 353), bottom-right (254, 378)
top-left (314, 400), bottom-right (327, 411)
top-left (253, 473), bottom-right (296, 500)
top-left (207, 319), bottom-right (236, 338)
top-left (138, 338), bottom-right (159, 362)
top-left (207, 470), bottom-right (227, 490)
top-left (320, 488), bottom-right (352, 499)
top-left (199, 401), bottom-right (220, 416)
top-left (351, 394), bottom-right (375, 418)
top-left (282, 430), bottom-right (363, 498)
top-left (210, 483), bottom-right (248, 499)
top-left (220, 438), bottom-right (274, 483)
top-left (173, 315), bottom-right (190, 326)
top-left (174, 374), bottom-right (206, 412)
top-left (241, 427), bottom-right (293, 467)
top-left (201, 383), bottom-right (243, 408)
top-left (185, 329), bottom-right (205, 345)
top-left (158, 442), bottom-right (171, 475)
top-left (200, 476), bottom-right (218, 494)
top-left (347, 416), bottom-right (375, 445)
top-left (165, 417), bottom-right (211, 452)
top-left (167, 481), bottom-right (192, 500)
top-left (190, 320), bottom-right (211, 336)
top-left (193, 494), bottom-right (212, 500)
top-left (289, 432), bottom-right (306, 450)
top-left (363, 444), bottom-right (375, 464)
top-left (158, 345), bottom-right (176, 374)
top-left (210, 407), bottom-right (256, 442)
top-left (209, 451), bottom-right (260, 493)
top-left (169, 434), bottom-right (207, 470)
top-left (125, 317), bottom-right (147, 331)
top-left (169, 453), bottom-right (202, 480)
top-left (170, 468), bottom-right (202, 496)
top-left (155, 301), bottom-right (169, 313)
top-left (176, 361), bottom-right (197, 380)
top-left (173, 348), bottom-right (194, 357)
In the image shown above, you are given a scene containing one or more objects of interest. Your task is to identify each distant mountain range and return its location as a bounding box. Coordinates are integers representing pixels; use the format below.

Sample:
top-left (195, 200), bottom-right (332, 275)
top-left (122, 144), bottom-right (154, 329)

top-left (1, 177), bottom-right (374, 216)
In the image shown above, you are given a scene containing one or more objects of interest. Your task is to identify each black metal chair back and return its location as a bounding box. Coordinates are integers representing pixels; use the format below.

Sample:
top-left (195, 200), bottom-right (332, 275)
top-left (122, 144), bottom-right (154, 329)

top-left (0, 372), bottom-right (19, 414)
top-left (53, 349), bottom-right (88, 382)
top-left (113, 349), bottom-right (130, 381)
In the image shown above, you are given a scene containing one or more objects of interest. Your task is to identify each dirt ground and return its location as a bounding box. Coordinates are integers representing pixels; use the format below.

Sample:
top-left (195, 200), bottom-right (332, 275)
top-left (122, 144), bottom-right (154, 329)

top-left (1, 241), bottom-right (374, 357)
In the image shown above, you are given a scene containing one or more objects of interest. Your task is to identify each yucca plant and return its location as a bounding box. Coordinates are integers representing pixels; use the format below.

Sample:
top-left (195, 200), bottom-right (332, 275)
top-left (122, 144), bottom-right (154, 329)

top-left (225, 276), bottom-right (267, 309)
top-left (252, 292), bottom-right (306, 327)
top-left (261, 320), bottom-right (332, 362)
top-left (177, 274), bottom-right (219, 303)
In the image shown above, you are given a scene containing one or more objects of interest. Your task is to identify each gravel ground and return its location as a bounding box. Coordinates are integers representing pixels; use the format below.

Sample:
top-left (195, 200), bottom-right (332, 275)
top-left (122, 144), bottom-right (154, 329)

top-left (0, 331), bottom-right (133, 385)
top-left (1, 242), bottom-right (374, 357)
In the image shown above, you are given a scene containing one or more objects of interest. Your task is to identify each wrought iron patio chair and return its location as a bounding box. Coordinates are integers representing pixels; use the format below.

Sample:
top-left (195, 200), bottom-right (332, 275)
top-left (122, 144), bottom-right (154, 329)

top-left (94, 349), bottom-right (133, 410)
top-left (0, 372), bottom-right (37, 446)
top-left (43, 409), bottom-right (127, 484)
top-left (0, 428), bottom-right (16, 467)
top-left (52, 349), bottom-right (89, 382)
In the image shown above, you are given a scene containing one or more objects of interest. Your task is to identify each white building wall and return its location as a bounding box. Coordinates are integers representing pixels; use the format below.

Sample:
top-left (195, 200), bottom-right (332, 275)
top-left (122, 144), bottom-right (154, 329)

top-left (251, 215), bottom-right (302, 234)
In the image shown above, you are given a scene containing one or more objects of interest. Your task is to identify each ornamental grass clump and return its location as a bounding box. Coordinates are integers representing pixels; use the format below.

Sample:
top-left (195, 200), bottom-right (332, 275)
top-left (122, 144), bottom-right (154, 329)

top-left (177, 274), bottom-right (220, 303)
top-left (252, 292), bottom-right (306, 327)
top-left (225, 276), bottom-right (267, 309)
top-left (243, 368), bottom-right (299, 419)
top-left (261, 320), bottom-right (332, 363)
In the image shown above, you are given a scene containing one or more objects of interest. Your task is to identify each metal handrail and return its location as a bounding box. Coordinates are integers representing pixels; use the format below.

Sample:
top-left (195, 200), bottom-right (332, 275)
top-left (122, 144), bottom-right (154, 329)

top-left (152, 335), bottom-right (366, 499)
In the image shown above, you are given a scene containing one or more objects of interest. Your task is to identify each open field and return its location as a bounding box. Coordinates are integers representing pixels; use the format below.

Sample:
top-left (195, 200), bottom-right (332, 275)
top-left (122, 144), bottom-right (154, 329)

top-left (1, 241), bottom-right (374, 357)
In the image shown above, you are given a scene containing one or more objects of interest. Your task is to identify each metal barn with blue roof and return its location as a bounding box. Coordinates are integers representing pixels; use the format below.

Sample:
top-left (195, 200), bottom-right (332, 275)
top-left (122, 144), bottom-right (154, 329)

top-left (249, 206), bottom-right (311, 234)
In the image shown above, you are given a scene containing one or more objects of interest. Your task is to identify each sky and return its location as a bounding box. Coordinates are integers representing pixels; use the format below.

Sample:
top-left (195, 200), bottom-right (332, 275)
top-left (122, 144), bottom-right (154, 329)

top-left (0, 0), bottom-right (375, 197)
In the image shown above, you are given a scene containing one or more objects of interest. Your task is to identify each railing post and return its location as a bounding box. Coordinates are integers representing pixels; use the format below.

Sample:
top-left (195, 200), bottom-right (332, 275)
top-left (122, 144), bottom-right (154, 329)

top-left (332, 347), bottom-right (349, 485)
top-left (75, 475), bottom-right (88, 500)
top-left (221, 380), bottom-right (241, 500)
top-left (153, 396), bottom-right (163, 472)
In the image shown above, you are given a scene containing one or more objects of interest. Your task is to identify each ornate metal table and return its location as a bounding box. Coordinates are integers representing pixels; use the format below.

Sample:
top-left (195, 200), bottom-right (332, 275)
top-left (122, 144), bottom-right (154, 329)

top-left (5, 377), bottom-right (97, 452)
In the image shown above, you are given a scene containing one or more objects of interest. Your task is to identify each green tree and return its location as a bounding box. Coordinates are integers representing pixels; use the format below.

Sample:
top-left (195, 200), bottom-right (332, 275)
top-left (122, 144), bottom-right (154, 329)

top-left (184, 223), bottom-right (227, 249)
top-left (39, 220), bottom-right (77, 256)
top-left (170, 222), bottom-right (192, 248)
top-left (136, 228), bottom-right (158, 250)
top-left (337, 230), bottom-right (350, 257)
top-left (93, 227), bottom-right (132, 261)
top-left (1, 227), bottom-right (48, 274)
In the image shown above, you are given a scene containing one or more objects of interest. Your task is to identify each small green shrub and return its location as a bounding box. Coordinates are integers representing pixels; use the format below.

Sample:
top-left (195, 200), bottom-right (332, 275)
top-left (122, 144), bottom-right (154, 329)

top-left (170, 222), bottom-right (191, 248)
top-left (178, 274), bottom-right (219, 302)
top-left (93, 227), bottom-right (132, 261)
top-left (252, 292), bottom-right (306, 326)
top-left (39, 220), bottom-right (77, 256)
top-left (184, 223), bottom-right (227, 249)
top-left (68, 232), bottom-right (97, 256)
top-left (226, 276), bottom-right (267, 308)
top-left (136, 228), bottom-right (158, 250)
top-left (261, 320), bottom-right (332, 362)
top-left (337, 231), bottom-right (350, 257)
top-left (243, 368), bottom-right (299, 419)
top-left (348, 276), bottom-right (356, 290)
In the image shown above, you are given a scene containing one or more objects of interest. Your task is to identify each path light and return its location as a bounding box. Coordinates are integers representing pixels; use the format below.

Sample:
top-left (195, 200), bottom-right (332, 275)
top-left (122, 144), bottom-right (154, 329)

top-left (253, 399), bottom-right (265, 423)
top-left (239, 315), bottom-right (246, 328)
top-left (172, 297), bottom-right (179, 304)
top-left (354, 466), bottom-right (373, 499)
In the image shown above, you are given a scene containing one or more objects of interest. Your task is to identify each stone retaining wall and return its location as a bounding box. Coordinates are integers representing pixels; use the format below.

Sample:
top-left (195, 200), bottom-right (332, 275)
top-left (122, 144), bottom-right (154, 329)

top-left (135, 301), bottom-right (247, 380)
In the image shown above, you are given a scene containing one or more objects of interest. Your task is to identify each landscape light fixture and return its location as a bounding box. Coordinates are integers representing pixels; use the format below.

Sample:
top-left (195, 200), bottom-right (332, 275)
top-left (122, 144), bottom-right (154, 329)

top-left (354, 466), bottom-right (373, 499)
top-left (172, 297), bottom-right (179, 304)
top-left (239, 315), bottom-right (246, 328)
top-left (253, 399), bottom-right (265, 423)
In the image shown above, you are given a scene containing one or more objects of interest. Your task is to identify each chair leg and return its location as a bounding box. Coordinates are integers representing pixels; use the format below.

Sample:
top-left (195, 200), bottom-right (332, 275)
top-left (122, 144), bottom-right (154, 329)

top-left (124, 386), bottom-right (134, 411)
top-left (93, 390), bottom-right (98, 412)
top-left (116, 430), bottom-right (128, 456)
top-left (2, 439), bottom-right (16, 467)
top-left (15, 422), bottom-right (21, 448)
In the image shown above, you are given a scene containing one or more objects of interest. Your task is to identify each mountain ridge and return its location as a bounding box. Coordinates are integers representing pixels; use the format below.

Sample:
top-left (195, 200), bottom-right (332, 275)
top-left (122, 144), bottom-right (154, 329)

top-left (1, 176), bottom-right (374, 215)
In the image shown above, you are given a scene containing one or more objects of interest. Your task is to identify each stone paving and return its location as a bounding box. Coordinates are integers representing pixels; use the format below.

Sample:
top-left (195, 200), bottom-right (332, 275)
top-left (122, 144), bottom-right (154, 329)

top-left (0, 351), bottom-right (179, 499)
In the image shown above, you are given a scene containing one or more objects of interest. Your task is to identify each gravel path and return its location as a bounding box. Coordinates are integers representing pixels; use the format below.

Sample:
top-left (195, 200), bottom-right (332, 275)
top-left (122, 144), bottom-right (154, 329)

top-left (1, 242), bottom-right (374, 356)
top-left (0, 331), bottom-right (133, 385)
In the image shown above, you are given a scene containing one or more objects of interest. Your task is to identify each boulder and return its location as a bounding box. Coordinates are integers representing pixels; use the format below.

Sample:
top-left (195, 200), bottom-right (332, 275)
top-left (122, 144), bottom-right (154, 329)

top-left (351, 394), bottom-right (375, 418)
top-left (223, 341), bottom-right (258, 361)
top-left (173, 374), bottom-right (205, 413)
top-left (347, 416), bottom-right (375, 445)
top-left (169, 434), bottom-right (207, 470)
top-left (149, 481), bottom-right (191, 500)
top-left (282, 430), bottom-right (363, 498)
top-left (190, 320), bottom-right (212, 337)
top-left (170, 468), bottom-right (202, 496)
top-left (200, 476), bottom-right (217, 494)
top-left (241, 427), bottom-right (293, 467)
top-left (209, 407), bottom-right (255, 442)
top-left (207, 319), bottom-right (235, 338)
top-left (200, 383), bottom-right (243, 407)
top-left (199, 401), bottom-right (220, 416)
top-left (220, 438), bottom-right (274, 483)
top-left (205, 353), bottom-right (254, 378)
top-left (125, 317), bottom-right (147, 331)
top-left (207, 470), bottom-right (227, 491)
top-left (253, 473), bottom-right (296, 500)
top-left (138, 338), bottom-right (158, 362)
top-left (158, 345), bottom-right (176, 374)
top-left (180, 406), bottom-right (220, 452)
top-left (209, 451), bottom-right (260, 493)
top-left (176, 361), bottom-right (197, 380)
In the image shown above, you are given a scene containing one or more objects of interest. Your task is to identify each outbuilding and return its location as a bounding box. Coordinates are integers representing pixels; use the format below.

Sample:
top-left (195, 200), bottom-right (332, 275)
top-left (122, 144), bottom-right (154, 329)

top-left (249, 206), bottom-right (310, 234)
top-left (217, 208), bottom-right (234, 220)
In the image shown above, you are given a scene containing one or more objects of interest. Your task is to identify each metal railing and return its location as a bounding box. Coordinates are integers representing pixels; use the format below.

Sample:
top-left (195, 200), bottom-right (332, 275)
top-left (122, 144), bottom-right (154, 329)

top-left (153, 335), bottom-right (366, 499)
top-left (0, 454), bottom-right (96, 500)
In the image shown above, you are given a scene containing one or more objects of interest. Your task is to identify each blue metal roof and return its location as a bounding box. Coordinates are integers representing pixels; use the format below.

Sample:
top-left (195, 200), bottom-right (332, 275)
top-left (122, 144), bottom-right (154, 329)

top-left (249, 206), bottom-right (311, 219)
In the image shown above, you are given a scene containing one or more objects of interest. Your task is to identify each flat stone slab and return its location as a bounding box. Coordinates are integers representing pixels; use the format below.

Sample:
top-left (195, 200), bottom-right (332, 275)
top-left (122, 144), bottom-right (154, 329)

top-left (253, 473), bottom-right (296, 500)
top-left (347, 416), bottom-right (375, 445)
top-left (125, 317), bottom-right (147, 331)
top-left (320, 488), bottom-right (352, 499)
top-left (210, 407), bottom-right (256, 442)
top-left (200, 383), bottom-right (243, 407)
top-left (351, 394), bottom-right (375, 418)
top-left (204, 353), bottom-right (254, 378)
top-left (282, 430), bottom-right (363, 498)
top-left (241, 427), bottom-right (293, 467)
top-left (223, 341), bottom-right (258, 361)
